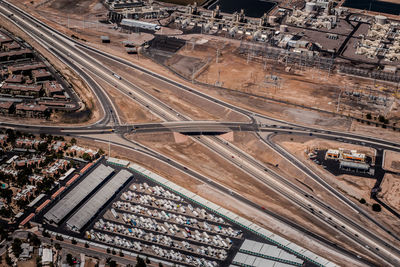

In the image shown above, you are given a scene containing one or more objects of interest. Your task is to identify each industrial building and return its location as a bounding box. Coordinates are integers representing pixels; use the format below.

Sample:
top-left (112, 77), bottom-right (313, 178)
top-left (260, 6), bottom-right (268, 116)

top-left (44, 164), bottom-right (114, 224)
top-left (120, 18), bottom-right (160, 31)
top-left (325, 148), bottom-right (367, 162)
top-left (66, 169), bottom-right (132, 231)
top-left (339, 161), bottom-right (371, 174)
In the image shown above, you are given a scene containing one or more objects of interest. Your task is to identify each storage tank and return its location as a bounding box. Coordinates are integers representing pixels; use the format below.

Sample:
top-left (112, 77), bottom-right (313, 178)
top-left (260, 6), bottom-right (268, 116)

top-left (280, 24), bottom-right (288, 32)
top-left (305, 2), bottom-right (316, 13)
top-left (375, 15), bottom-right (387, 25)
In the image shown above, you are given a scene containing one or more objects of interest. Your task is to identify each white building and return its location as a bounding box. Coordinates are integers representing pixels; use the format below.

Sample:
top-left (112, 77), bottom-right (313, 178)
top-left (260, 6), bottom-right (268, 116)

top-left (120, 19), bottom-right (161, 31)
top-left (42, 248), bottom-right (53, 265)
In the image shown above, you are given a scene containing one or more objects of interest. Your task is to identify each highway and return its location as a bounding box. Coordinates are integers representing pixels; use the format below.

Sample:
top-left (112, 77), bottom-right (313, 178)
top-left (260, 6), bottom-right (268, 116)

top-left (1, 0), bottom-right (400, 265)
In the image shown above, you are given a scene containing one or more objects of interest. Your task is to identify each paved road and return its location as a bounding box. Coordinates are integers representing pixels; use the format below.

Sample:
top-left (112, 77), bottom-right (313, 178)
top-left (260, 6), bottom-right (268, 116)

top-left (1, 1), bottom-right (400, 265)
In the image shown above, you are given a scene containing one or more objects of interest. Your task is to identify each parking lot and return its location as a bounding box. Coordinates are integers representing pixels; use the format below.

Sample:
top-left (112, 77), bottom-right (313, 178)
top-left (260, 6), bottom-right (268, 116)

top-left (37, 158), bottom-right (322, 266)
top-left (87, 178), bottom-right (244, 266)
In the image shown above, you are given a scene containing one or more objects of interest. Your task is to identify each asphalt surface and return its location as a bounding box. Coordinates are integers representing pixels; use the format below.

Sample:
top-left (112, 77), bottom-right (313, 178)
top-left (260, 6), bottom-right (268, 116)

top-left (1, 1), bottom-right (400, 266)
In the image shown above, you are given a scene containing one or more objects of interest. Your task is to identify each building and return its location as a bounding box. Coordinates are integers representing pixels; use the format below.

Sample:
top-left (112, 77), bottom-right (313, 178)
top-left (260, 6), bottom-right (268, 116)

top-left (120, 18), bottom-right (161, 31)
top-left (105, 0), bottom-right (144, 11)
top-left (43, 81), bottom-right (64, 96)
top-left (44, 159), bottom-right (69, 177)
top-left (8, 62), bottom-right (46, 74)
top-left (0, 31), bottom-right (12, 45)
top-left (2, 41), bottom-right (21, 51)
top-left (0, 49), bottom-right (33, 62)
top-left (15, 103), bottom-right (49, 118)
top-left (19, 243), bottom-right (33, 260)
top-left (15, 138), bottom-right (45, 148)
top-left (339, 161), bottom-right (370, 173)
top-left (0, 83), bottom-right (43, 97)
top-left (342, 150), bottom-right (366, 162)
top-left (5, 74), bottom-right (24, 83)
top-left (32, 69), bottom-right (52, 82)
top-left (67, 145), bottom-right (98, 159)
top-left (0, 101), bottom-right (15, 115)
top-left (0, 134), bottom-right (7, 145)
top-left (52, 141), bottom-right (66, 152)
top-left (325, 149), bottom-right (339, 159)
top-left (41, 248), bottom-right (53, 265)
top-left (13, 185), bottom-right (36, 201)
top-left (325, 148), bottom-right (366, 162)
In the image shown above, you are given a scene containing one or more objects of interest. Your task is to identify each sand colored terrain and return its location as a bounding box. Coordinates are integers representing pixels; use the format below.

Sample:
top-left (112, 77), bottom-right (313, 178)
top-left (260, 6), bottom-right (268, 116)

top-left (123, 132), bottom-right (389, 264)
top-left (383, 150), bottom-right (400, 173)
top-left (76, 134), bottom-right (369, 266)
top-left (95, 78), bottom-right (159, 123)
top-left (9, 0), bottom-right (400, 142)
top-left (189, 38), bottom-right (400, 120)
top-left (85, 50), bottom-right (248, 122)
top-left (348, 120), bottom-right (400, 143)
top-left (380, 173), bottom-right (400, 213)
top-left (273, 134), bottom-right (400, 238)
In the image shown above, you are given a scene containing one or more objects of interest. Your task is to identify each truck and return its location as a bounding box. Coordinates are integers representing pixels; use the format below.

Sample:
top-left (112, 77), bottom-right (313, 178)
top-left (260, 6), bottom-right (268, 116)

top-left (112, 73), bottom-right (121, 80)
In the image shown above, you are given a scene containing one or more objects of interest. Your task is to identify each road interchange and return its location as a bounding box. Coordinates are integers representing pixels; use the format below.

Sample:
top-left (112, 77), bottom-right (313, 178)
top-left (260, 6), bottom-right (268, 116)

top-left (1, 0), bottom-right (400, 265)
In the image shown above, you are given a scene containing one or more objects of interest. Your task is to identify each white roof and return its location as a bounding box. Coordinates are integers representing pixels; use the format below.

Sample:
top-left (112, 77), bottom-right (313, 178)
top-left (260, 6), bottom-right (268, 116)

top-left (42, 248), bottom-right (52, 264)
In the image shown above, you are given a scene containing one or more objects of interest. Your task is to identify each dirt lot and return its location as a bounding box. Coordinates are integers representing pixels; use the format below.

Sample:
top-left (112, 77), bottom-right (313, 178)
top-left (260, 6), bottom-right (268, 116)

top-left (383, 150), bottom-right (400, 173)
top-left (95, 78), bottom-right (159, 124)
top-left (85, 49), bottom-right (248, 122)
top-left (187, 38), bottom-right (400, 120)
top-left (273, 134), bottom-right (400, 238)
top-left (380, 173), bottom-right (400, 214)
top-left (121, 132), bottom-right (386, 265)
top-left (8, 0), bottom-right (400, 144)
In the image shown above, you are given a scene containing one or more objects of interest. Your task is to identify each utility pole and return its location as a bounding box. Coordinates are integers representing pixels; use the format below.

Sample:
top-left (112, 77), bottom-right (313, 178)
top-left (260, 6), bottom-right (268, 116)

top-left (337, 87), bottom-right (343, 113)
top-left (108, 134), bottom-right (111, 159)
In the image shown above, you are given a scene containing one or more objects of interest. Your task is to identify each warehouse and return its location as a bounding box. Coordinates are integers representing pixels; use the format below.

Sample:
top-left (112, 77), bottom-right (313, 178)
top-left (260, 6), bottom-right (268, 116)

top-left (66, 169), bottom-right (132, 231)
top-left (120, 19), bottom-right (160, 31)
top-left (44, 164), bottom-right (114, 224)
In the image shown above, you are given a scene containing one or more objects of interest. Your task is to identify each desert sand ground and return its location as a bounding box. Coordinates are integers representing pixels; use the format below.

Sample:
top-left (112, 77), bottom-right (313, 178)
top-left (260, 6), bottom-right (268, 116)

top-left (380, 173), bottom-right (400, 214)
top-left (383, 150), bottom-right (400, 173)
top-left (272, 134), bottom-right (400, 238)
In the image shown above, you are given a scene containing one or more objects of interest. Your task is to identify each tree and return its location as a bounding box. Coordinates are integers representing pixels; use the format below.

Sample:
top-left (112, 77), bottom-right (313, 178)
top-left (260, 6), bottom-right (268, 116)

top-left (146, 257), bottom-right (150, 264)
top-left (71, 239), bottom-right (77, 245)
top-left (359, 198), bottom-right (366, 204)
top-left (30, 234), bottom-right (41, 246)
top-left (36, 256), bottom-right (43, 267)
top-left (106, 248), bottom-right (111, 253)
top-left (5, 253), bottom-right (12, 266)
top-left (159, 263), bottom-right (163, 267)
top-left (372, 203), bottom-right (381, 212)
top-left (366, 113), bottom-right (372, 120)
top-left (55, 243), bottom-right (61, 250)
top-left (135, 255), bottom-right (146, 267)
top-left (98, 149), bottom-right (105, 155)
top-left (71, 138), bottom-right (77, 145)
top-left (12, 238), bottom-right (22, 257)
top-left (85, 242), bottom-right (89, 248)
top-left (378, 115), bottom-right (385, 123)
top-left (119, 250), bottom-right (124, 257)
top-left (82, 153), bottom-right (91, 161)
top-left (42, 230), bottom-right (51, 238)
top-left (66, 254), bottom-right (74, 266)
